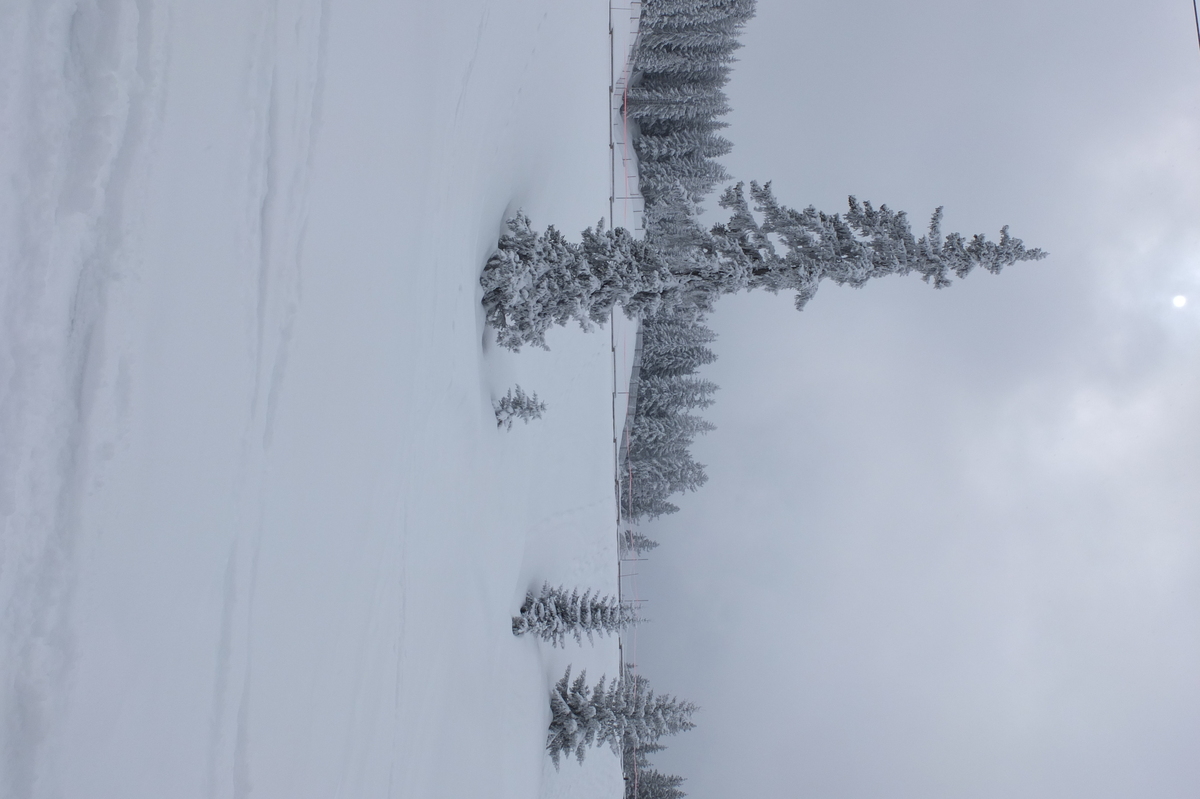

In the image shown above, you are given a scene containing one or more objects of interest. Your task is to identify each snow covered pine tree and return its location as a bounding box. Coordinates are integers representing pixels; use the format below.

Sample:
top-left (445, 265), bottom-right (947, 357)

top-left (623, 740), bottom-right (688, 799)
top-left (620, 530), bottom-right (660, 556)
top-left (710, 181), bottom-right (1047, 310)
top-left (481, 188), bottom-right (1044, 351)
top-left (480, 216), bottom-right (678, 351)
top-left (494, 385), bottom-right (546, 429)
top-left (627, 767), bottom-right (686, 799)
top-left (512, 583), bottom-right (639, 647)
top-left (547, 668), bottom-right (696, 767)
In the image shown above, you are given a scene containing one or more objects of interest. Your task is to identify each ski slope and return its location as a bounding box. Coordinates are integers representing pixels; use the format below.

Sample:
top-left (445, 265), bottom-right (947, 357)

top-left (0, 2), bottom-right (636, 797)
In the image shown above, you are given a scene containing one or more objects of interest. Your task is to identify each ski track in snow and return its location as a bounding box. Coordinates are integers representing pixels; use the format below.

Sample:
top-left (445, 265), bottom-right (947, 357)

top-left (207, 2), bottom-right (331, 796)
top-left (453, 2), bottom-right (491, 126)
top-left (243, 0), bottom-right (329, 449)
top-left (0, 2), bottom-right (167, 795)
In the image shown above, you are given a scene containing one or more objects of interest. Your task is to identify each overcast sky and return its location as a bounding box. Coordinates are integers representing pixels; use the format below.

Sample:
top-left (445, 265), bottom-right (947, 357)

top-left (632, 2), bottom-right (1200, 797)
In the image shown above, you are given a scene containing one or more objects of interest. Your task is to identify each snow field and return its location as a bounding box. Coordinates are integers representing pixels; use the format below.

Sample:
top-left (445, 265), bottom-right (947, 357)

top-left (1, 1), bottom-right (636, 797)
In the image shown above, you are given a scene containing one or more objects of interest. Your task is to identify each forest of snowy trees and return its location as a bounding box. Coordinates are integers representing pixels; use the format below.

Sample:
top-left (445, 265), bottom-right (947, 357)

top-left (627, 0), bottom-right (757, 207)
top-left (617, 4), bottom-right (752, 793)
top-left (622, 308), bottom-right (719, 519)
top-left (479, 0), bottom-right (1043, 352)
top-left (482, 0), bottom-right (1043, 520)
top-left (619, 0), bottom-right (751, 522)
top-left (483, 0), bottom-right (1047, 786)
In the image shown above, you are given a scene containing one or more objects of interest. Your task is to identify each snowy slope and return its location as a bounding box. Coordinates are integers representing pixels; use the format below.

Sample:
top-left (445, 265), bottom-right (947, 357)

top-left (1, 2), bottom-right (631, 798)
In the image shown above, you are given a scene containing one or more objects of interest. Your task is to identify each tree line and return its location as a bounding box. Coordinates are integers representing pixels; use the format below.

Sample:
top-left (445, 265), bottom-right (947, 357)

top-left (628, 0), bottom-right (756, 207)
top-left (623, 307), bottom-right (719, 520)
top-left (491, 0), bottom-right (1046, 788)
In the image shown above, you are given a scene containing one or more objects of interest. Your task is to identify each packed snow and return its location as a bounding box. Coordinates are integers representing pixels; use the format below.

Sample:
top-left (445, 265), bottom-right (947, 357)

top-left (0, 2), bottom-right (641, 797)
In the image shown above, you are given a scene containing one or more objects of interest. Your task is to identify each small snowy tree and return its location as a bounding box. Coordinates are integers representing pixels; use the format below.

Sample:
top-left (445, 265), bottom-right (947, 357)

top-left (494, 385), bottom-right (546, 429)
top-left (512, 583), bottom-right (639, 647)
top-left (629, 770), bottom-right (687, 799)
top-left (622, 738), bottom-right (687, 799)
top-left (620, 530), bottom-right (660, 555)
top-left (547, 668), bottom-right (697, 767)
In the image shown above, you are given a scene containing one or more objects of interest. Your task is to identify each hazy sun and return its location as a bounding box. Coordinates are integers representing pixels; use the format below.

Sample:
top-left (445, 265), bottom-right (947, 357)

top-left (1173, 295), bottom-right (1187, 308)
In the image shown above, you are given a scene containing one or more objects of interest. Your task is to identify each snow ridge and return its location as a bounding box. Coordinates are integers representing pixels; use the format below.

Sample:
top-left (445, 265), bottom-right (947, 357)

top-left (0, 2), bottom-right (167, 795)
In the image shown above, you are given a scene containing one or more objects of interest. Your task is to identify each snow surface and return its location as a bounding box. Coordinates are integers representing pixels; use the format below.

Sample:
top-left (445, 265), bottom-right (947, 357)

top-left (1, 2), bottom-right (640, 797)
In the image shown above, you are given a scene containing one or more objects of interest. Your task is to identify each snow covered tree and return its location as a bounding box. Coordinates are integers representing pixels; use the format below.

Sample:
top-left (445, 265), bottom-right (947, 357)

top-left (547, 667), bottom-right (603, 766)
top-left (626, 438), bottom-right (709, 519)
top-left (512, 583), bottom-right (639, 647)
top-left (635, 48), bottom-right (738, 79)
top-left (483, 189), bottom-right (1044, 350)
top-left (639, 156), bottom-right (730, 204)
top-left (624, 738), bottom-right (665, 771)
top-left (711, 180), bottom-right (1048, 310)
top-left (641, 186), bottom-right (719, 281)
top-left (620, 530), bottom-right (660, 555)
top-left (638, 116), bottom-right (730, 138)
top-left (640, 342), bottom-right (718, 378)
top-left (636, 0), bottom-right (754, 69)
top-left (621, 305), bottom-right (720, 520)
top-left (641, 0), bottom-right (757, 32)
top-left (633, 413), bottom-right (716, 453)
top-left (628, 769), bottom-right (687, 799)
top-left (626, 491), bottom-right (679, 521)
top-left (479, 214), bottom-right (581, 351)
top-left (638, 29), bottom-right (743, 57)
top-left (625, 84), bottom-right (731, 122)
top-left (547, 668), bottom-right (697, 767)
top-left (494, 385), bottom-right (546, 429)
top-left (643, 191), bottom-right (704, 249)
top-left (481, 216), bottom-right (680, 351)
top-left (641, 306), bottom-right (718, 349)
top-left (622, 739), bottom-right (687, 799)
top-left (637, 375), bottom-right (718, 416)
top-left (636, 130), bottom-right (733, 162)
top-left (630, 0), bottom-right (753, 142)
